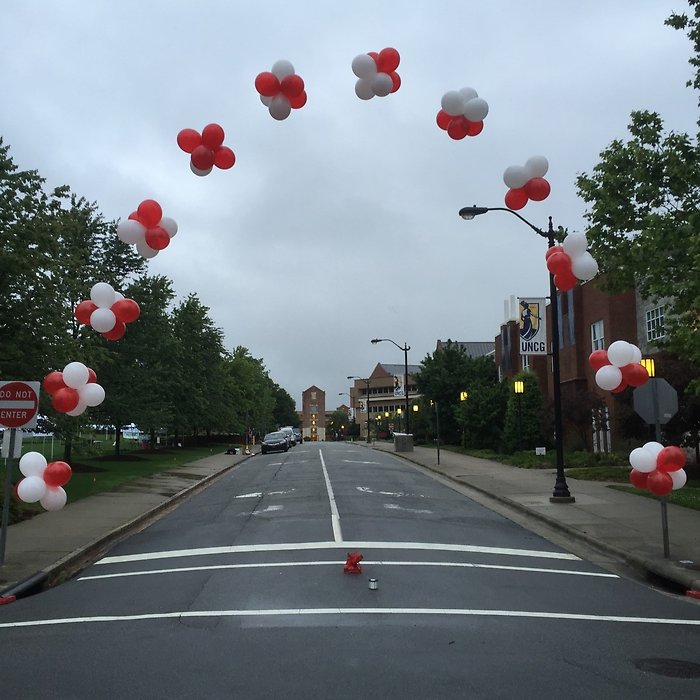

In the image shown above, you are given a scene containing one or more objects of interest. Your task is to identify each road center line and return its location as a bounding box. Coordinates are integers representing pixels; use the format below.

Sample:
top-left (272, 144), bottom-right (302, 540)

top-left (3, 608), bottom-right (698, 630)
top-left (96, 541), bottom-right (580, 565)
top-left (319, 450), bottom-right (342, 542)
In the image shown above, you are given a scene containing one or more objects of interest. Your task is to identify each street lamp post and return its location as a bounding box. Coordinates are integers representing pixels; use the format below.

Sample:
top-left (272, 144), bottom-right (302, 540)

top-left (458, 205), bottom-right (574, 503)
top-left (371, 338), bottom-right (411, 433)
top-left (347, 376), bottom-right (372, 443)
top-left (514, 380), bottom-right (524, 452)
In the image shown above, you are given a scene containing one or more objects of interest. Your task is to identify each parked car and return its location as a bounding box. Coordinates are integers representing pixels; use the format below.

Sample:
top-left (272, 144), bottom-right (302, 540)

top-left (279, 426), bottom-right (296, 447)
top-left (261, 431), bottom-right (289, 454)
top-left (293, 428), bottom-right (303, 444)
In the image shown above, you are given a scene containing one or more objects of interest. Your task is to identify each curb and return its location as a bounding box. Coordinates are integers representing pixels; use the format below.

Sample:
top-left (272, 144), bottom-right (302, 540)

top-left (0, 455), bottom-right (253, 599)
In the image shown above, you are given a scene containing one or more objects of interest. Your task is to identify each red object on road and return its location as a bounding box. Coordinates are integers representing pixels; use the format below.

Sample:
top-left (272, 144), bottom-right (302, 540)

top-left (0, 595), bottom-right (17, 605)
top-left (344, 551), bottom-right (364, 574)
top-left (687, 590), bottom-right (700, 600)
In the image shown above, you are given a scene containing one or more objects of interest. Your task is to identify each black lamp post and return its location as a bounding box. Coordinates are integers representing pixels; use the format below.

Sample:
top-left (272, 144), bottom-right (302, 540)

top-left (458, 205), bottom-right (574, 503)
top-left (370, 338), bottom-right (411, 433)
top-left (347, 376), bottom-right (372, 443)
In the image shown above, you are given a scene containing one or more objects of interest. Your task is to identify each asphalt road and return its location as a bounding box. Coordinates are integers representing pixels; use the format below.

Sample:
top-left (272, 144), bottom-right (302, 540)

top-left (2, 442), bottom-right (700, 698)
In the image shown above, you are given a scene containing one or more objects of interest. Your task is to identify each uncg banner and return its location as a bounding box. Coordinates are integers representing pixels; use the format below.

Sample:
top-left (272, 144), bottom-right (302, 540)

top-left (518, 298), bottom-right (547, 355)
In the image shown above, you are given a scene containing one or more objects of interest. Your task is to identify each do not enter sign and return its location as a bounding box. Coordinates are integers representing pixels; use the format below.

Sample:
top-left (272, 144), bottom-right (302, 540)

top-left (0, 381), bottom-right (40, 429)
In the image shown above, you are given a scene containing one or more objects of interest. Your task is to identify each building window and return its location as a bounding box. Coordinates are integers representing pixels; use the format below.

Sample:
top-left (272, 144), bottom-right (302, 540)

top-left (591, 320), bottom-right (604, 351)
top-left (521, 355), bottom-right (530, 372)
top-left (646, 306), bottom-right (665, 342)
top-left (311, 392), bottom-right (317, 400)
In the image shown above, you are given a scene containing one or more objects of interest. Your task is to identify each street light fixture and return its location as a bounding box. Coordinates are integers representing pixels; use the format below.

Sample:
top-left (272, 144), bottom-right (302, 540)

top-left (371, 338), bottom-right (411, 433)
top-left (458, 205), bottom-right (574, 503)
top-left (347, 376), bottom-right (372, 443)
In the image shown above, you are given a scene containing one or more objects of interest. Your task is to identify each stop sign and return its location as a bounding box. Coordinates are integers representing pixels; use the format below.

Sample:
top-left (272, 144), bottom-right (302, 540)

top-left (0, 381), bottom-right (40, 429)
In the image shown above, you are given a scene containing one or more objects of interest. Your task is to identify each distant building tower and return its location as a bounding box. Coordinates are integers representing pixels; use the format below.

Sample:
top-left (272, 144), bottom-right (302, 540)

top-left (301, 386), bottom-right (326, 441)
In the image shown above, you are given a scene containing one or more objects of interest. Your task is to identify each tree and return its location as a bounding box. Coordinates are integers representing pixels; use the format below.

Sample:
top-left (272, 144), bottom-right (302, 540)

top-left (499, 373), bottom-right (546, 454)
top-left (576, 4), bottom-right (700, 389)
top-left (271, 383), bottom-right (298, 428)
top-left (326, 410), bottom-right (349, 440)
top-left (454, 379), bottom-right (509, 451)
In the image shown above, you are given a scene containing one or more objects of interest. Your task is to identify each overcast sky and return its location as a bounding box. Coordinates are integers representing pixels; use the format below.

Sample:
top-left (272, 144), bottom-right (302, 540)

top-left (2, 1), bottom-right (695, 411)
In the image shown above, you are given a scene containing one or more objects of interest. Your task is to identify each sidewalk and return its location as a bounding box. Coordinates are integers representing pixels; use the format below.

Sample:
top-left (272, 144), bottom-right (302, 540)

top-left (2, 443), bottom-right (699, 600)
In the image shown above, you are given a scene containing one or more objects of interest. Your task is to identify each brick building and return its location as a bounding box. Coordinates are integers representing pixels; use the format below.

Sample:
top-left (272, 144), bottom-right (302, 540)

top-left (300, 385), bottom-right (326, 442)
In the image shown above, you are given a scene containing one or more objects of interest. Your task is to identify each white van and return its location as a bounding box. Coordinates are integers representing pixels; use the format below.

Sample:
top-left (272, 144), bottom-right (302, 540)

top-left (279, 427), bottom-right (296, 447)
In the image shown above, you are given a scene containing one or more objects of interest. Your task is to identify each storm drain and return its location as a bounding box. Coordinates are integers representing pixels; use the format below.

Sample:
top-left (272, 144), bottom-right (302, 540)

top-left (633, 657), bottom-right (700, 679)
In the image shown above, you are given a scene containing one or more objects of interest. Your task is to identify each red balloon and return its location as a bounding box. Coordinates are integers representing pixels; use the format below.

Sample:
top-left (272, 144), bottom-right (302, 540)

top-left (213, 146), bottom-right (236, 169)
top-left (52, 387), bottom-right (80, 413)
top-left (87, 367), bottom-right (97, 383)
top-left (546, 251), bottom-right (572, 276)
top-left (191, 145), bottom-right (215, 171)
top-left (656, 446), bottom-right (686, 473)
top-left (436, 110), bottom-right (451, 130)
top-left (137, 200), bottom-right (162, 228)
top-left (621, 362), bottom-right (649, 388)
top-left (545, 245), bottom-right (565, 260)
top-left (289, 90), bottom-right (307, 109)
top-left (177, 128), bottom-right (201, 154)
top-left (588, 350), bottom-right (611, 371)
top-left (368, 51), bottom-right (379, 62)
top-left (43, 461), bottom-right (72, 487)
top-left (128, 211), bottom-right (140, 221)
top-left (629, 469), bottom-right (648, 489)
top-left (377, 47), bottom-right (400, 73)
top-left (525, 177), bottom-right (551, 201)
top-left (504, 188), bottom-right (528, 210)
top-left (554, 273), bottom-right (577, 292)
top-left (102, 322), bottom-right (126, 341)
top-left (647, 470), bottom-right (673, 496)
top-left (43, 371), bottom-right (66, 395)
top-left (75, 300), bottom-right (97, 325)
top-left (466, 120), bottom-right (483, 137)
top-left (611, 379), bottom-right (628, 394)
top-left (201, 123), bottom-right (225, 149)
top-left (280, 74), bottom-right (304, 98)
top-left (255, 71), bottom-right (280, 97)
top-left (145, 226), bottom-right (170, 250)
top-left (389, 71), bottom-right (401, 93)
top-left (112, 298), bottom-right (140, 324)
top-left (447, 117), bottom-right (469, 140)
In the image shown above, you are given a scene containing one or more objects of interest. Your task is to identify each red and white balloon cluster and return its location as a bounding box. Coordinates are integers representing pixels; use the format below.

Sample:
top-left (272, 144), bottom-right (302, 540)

top-left (16, 452), bottom-right (72, 511)
top-left (352, 47), bottom-right (401, 100)
top-left (177, 123), bottom-right (236, 176)
top-left (74, 282), bottom-right (140, 341)
top-left (589, 341), bottom-right (649, 392)
top-left (545, 231), bottom-right (600, 292)
top-left (435, 87), bottom-right (488, 140)
top-left (43, 362), bottom-right (105, 416)
top-left (503, 156), bottom-right (551, 210)
top-left (255, 60), bottom-right (308, 120)
top-left (629, 442), bottom-right (687, 497)
top-left (116, 200), bottom-right (178, 259)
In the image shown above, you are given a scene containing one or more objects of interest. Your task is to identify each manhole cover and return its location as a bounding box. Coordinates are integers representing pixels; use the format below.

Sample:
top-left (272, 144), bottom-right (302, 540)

top-left (634, 657), bottom-right (700, 679)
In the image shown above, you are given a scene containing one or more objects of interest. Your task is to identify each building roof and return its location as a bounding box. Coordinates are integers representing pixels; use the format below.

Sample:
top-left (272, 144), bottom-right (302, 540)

top-left (435, 340), bottom-right (495, 358)
top-left (371, 362), bottom-right (422, 378)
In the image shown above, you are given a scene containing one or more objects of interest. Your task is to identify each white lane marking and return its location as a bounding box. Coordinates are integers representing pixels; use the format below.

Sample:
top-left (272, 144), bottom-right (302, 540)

top-left (343, 460), bottom-right (380, 465)
top-left (79, 560), bottom-right (619, 582)
top-left (357, 486), bottom-right (424, 498)
top-left (235, 490), bottom-right (295, 499)
top-left (251, 505), bottom-right (283, 515)
top-left (235, 492), bottom-right (262, 499)
top-left (319, 450), bottom-right (342, 542)
top-left (3, 608), bottom-right (699, 630)
top-left (96, 541), bottom-right (580, 565)
top-left (384, 503), bottom-right (432, 514)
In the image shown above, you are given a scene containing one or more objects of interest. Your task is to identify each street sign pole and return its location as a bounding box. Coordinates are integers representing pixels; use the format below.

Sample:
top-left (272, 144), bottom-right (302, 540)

top-left (0, 428), bottom-right (18, 564)
top-left (650, 379), bottom-right (671, 558)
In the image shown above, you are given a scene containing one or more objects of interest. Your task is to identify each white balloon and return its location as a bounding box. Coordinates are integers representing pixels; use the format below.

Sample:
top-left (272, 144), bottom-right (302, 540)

top-left (62, 361), bottom-right (89, 388)
top-left (259, 94), bottom-right (272, 106)
top-left (503, 165), bottom-right (529, 190)
top-left (190, 162), bottom-right (212, 177)
top-left (41, 486), bottom-right (67, 511)
top-left (355, 78), bottom-right (375, 100)
top-left (571, 252), bottom-right (599, 280)
top-left (113, 291), bottom-right (124, 302)
top-left (524, 155), bottom-right (549, 178)
top-left (117, 220), bottom-right (146, 245)
top-left (463, 97), bottom-right (489, 121)
top-left (630, 344), bottom-right (642, 363)
top-left (607, 340), bottom-right (635, 367)
top-left (371, 72), bottom-right (393, 97)
top-left (629, 447), bottom-right (657, 473)
top-left (271, 59), bottom-right (294, 79)
top-left (670, 469), bottom-right (687, 490)
top-left (90, 307), bottom-right (116, 333)
top-left (643, 441), bottom-right (664, 457)
top-left (441, 90), bottom-right (465, 116)
top-left (595, 365), bottom-right (622, 391)
top-left (136, 238), bottom-right (159, 258)
top-left (66, 400), bottom-right (87, 417)
top-left (458, 86), bottom-right (478, 102)
top-left (352, 53), bottom-right (377, 79)
top-left (562, 231), bottom-right (588, 257)
top-left (160, 217), bottom-right (178, 238)
top-left (269, 95), bottom-right (291, 120)
top-left (19, 451), bottom-right (47, 477)
top-left (90, 282), bottom-right (115, 308)
top-left (17, 476), bottom-right (47, 503)
top-left (79, 382), bottom-right (105, 407)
